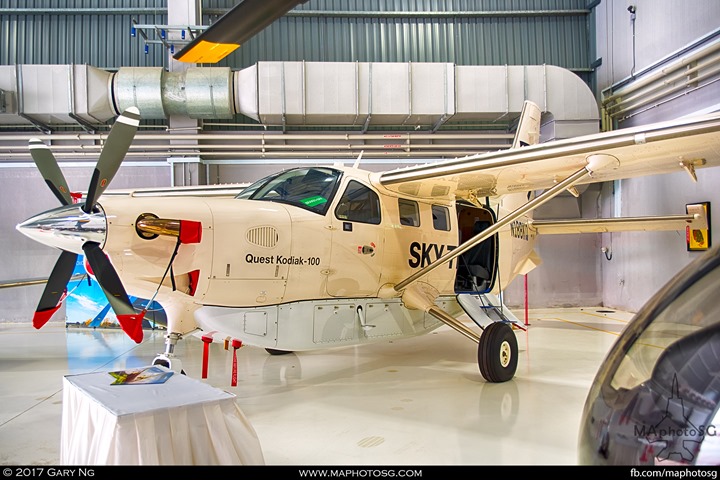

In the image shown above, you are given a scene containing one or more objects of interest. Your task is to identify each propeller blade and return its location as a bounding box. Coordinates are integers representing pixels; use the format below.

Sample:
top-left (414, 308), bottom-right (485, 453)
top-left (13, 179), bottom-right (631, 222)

top-left (82, 242), bottom-right (134, 315)
top-left (33, 250), bottom-right (77, 329)
top-left (83, 107), bottom-right (140, 213)
top-left (29, 138), bottom-right (72, 206)
top-left (82, 242), bottom-right (144, 343)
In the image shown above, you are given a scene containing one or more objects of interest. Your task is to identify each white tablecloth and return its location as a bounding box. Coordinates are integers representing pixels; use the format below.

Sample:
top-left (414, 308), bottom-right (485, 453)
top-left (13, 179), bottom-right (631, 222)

top-left (60, 366), bottom-right (265, 465)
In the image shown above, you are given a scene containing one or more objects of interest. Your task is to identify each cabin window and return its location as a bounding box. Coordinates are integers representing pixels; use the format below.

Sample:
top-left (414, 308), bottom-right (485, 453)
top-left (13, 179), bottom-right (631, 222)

top-left (432, 205), bottom-right (450, 231)
top-left (334, 180), bottom-right (381, 224)
top-left (398, 199), bottom-right (420, 227)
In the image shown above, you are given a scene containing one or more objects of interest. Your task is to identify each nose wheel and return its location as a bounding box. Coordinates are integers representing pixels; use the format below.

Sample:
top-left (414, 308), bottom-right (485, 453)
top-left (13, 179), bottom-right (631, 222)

top-left (478, 322), bottom-right (518, 383)
top-left (152, 354), bottom-right (185, 375)
top-left (152, 332), bottom-right (186, 374)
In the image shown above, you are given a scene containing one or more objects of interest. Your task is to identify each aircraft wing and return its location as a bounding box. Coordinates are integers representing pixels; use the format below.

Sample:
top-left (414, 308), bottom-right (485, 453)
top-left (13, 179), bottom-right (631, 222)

top-left (378, 111), bottom-right (720, 200)
top-left (174, 0), bottom-right (308, 63)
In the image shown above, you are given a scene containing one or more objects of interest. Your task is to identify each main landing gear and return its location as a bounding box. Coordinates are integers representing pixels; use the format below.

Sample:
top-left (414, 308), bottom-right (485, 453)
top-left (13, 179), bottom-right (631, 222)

top-left (425, 303), bottom-right (519, 383)
top-left (478, 322), bottom-right (518, 383)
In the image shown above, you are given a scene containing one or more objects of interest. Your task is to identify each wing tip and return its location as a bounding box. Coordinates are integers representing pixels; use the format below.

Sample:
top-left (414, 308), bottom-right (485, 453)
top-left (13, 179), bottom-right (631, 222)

top-left (174, 40), bottom-right (240, 64)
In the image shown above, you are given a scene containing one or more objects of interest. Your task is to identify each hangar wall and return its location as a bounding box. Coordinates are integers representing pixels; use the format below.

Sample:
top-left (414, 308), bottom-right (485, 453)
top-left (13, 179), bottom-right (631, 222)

top-left (593, 0), bottom-right (720, 312)
top-left (502, 1), bottom-right (720, 311)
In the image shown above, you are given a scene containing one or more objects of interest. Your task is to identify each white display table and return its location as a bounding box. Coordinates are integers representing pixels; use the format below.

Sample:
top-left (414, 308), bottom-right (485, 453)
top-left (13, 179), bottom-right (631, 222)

top-left (60, 366), bottom-right (265, 465)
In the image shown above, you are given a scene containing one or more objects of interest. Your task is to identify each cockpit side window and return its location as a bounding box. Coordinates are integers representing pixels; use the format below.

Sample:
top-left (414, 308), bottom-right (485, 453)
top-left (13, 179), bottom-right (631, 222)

top-left (238, 167), bottom-right (342, 215)
top-left (334, 180), bottom-right (381, 225)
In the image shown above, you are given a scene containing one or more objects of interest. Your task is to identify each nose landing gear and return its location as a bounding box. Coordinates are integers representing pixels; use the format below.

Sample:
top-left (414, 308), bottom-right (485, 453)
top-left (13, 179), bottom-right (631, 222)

top-left (152, 332), bottom-right (185, 375)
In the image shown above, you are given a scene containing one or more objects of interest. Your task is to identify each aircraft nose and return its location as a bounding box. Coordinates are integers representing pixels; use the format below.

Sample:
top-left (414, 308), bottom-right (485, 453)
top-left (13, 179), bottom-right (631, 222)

top-left (16, 203), bottom-right (107, 255)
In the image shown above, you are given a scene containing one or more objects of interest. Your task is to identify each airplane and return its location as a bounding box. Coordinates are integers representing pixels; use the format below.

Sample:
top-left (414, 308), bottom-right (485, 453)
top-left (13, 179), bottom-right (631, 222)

top-left (15, 101), bottom-right (720, 384)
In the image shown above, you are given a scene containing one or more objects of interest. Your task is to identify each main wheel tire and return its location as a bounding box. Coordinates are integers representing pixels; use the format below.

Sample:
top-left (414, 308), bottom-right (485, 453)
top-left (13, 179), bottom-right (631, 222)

top-left (478, 322), bottom-right (518, 383)
top-left (265, 348), bottom-right (293, 356)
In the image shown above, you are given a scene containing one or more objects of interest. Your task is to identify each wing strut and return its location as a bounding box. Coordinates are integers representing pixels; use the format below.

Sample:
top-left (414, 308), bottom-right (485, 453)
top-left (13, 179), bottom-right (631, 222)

top-left (392, 155), bottom-right (616, 293)
top-left (529, 204), bottom-right (708, 235)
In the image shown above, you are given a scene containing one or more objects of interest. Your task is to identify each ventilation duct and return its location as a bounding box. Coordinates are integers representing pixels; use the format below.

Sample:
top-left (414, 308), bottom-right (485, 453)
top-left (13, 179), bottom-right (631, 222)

top-left (0, 62), bottom-right (599, 138)
top-left (112, 67), bottom-right (234, 119)
top-left (0, 64), bottom-right (114, 131)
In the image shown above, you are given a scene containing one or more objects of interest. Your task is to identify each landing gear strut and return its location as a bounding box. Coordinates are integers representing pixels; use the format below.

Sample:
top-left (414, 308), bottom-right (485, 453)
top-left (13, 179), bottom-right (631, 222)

top-left (423, 301), bottom-right (518, 383)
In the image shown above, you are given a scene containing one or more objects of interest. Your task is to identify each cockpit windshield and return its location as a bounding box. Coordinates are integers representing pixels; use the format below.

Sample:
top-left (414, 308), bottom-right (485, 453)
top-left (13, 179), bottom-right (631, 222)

top-left (235, 167), bottom-right (342, 215)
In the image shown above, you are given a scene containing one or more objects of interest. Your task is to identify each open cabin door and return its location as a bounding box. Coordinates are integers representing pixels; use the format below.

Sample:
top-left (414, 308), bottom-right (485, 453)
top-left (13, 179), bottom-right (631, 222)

top-left (454, 201), bottom-right (498, 294)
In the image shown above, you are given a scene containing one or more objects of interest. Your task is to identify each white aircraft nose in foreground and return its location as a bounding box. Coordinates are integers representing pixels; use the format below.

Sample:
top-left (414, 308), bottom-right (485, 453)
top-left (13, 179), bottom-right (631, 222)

top-left (17, 101), bottom-right (719, 383)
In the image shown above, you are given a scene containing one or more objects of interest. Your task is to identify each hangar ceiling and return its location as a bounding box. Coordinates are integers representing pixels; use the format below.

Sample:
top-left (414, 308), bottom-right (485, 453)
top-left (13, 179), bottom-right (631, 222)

top-left (0, 0), bottom-right (598, 163)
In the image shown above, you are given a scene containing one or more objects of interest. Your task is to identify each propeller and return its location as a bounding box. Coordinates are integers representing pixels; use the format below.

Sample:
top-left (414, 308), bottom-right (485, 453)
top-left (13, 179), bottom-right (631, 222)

top-left (83, 108), bottom-right (141, 212)
top-left (83, 242), bottom-right (143, 343)
top-left (22, 107), bottom-right (145, 342)
top-left (32, 250), bottom-right (77, 329)
top-left (29, 139), bottom-right (73, 206)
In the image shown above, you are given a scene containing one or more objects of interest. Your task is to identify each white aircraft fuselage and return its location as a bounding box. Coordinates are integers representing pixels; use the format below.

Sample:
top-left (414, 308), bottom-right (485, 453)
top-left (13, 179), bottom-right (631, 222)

top-left (92, 165), bottom-right (533, 351)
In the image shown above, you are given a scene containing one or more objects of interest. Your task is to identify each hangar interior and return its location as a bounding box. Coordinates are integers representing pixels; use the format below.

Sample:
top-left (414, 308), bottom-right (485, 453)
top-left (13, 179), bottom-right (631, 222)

top-left (1, 0), bottom-right (720, 466)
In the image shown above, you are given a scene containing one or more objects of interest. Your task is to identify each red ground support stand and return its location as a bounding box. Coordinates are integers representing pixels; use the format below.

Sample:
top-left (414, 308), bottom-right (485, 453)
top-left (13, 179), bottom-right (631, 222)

top-left (231, 339), bottom-right (243, 386)
top-left (201, 334), bottom-right (213, 379)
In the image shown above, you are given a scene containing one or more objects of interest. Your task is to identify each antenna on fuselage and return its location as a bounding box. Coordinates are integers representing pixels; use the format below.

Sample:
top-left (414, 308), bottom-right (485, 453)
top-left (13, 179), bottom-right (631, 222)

top-left (352, 150), bottom-right (364, 169)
